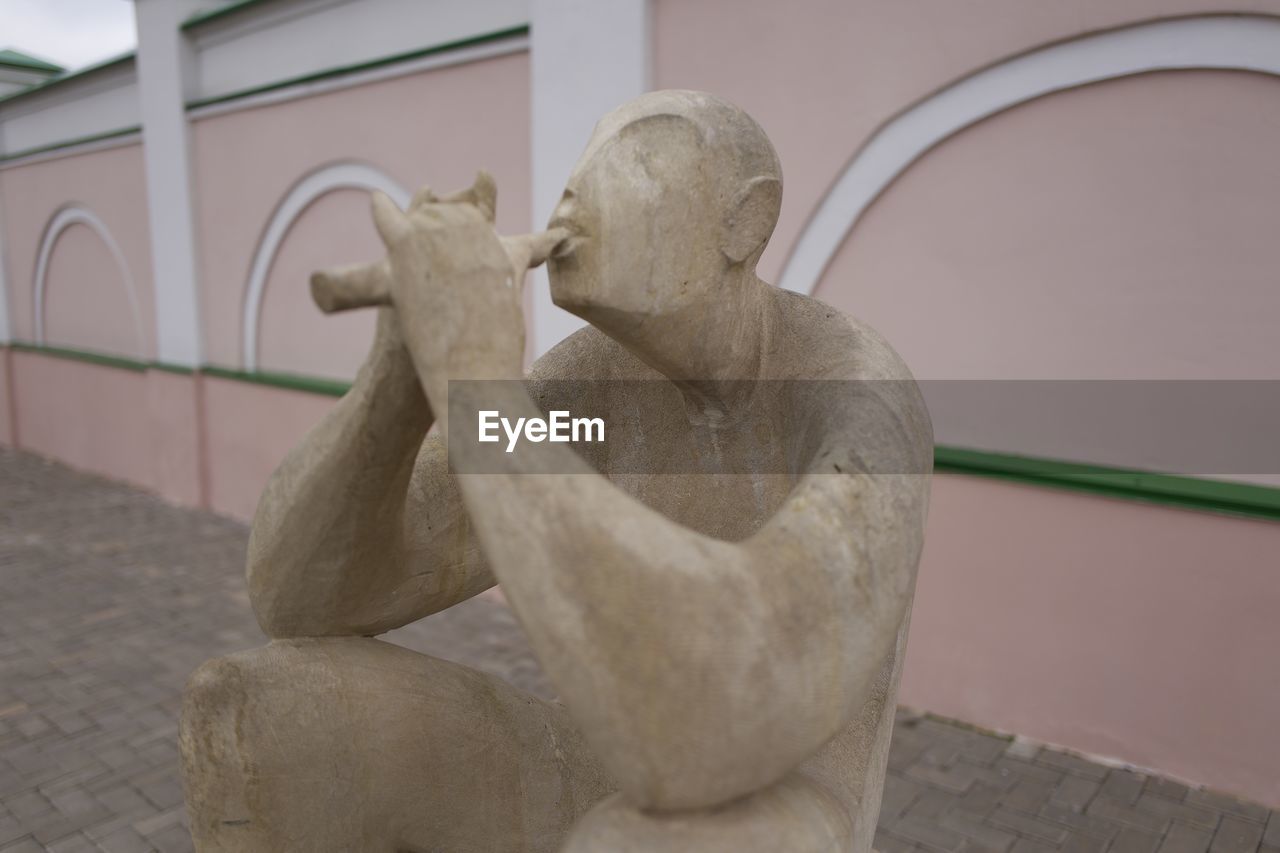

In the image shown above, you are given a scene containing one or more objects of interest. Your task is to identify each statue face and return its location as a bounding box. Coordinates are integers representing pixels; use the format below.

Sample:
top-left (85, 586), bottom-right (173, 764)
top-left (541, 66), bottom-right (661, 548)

top-left (547, 116), bottom-right (727, 326)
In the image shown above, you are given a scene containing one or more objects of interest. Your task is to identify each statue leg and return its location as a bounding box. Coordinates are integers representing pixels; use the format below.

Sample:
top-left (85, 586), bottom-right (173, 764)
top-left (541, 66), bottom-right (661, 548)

top-left (180, 637), bottom-right (612, 852)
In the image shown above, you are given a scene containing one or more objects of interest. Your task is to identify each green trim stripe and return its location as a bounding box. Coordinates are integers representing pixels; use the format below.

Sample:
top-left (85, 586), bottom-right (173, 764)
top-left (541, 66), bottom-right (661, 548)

top-left (934, 446), bottom-right (1280, 521)
top-left (149, 361), bottom-right (195, 376)
top-left (185, 26), bottom-right (529, 111)
top-left (0, 49), bottom-right (64, 74)
top-left (200, 365), bottom-right (350, 397)
top-left (8, 341), bottom-right (191, 375)
top-left (4, 343), bottom-right (1277, 521)
top-left (0, 126), bottom-right (142, 165)
top-left (10, 341), bottom-right (147, 373)
top-left (0, 51), bottom-right (134, 106)
top-left (181, 0), bottom-right (274, 31)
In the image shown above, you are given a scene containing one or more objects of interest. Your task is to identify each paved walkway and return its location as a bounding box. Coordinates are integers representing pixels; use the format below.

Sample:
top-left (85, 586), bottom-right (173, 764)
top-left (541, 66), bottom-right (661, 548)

top-left (0, 448), bottom-right (1275, 853)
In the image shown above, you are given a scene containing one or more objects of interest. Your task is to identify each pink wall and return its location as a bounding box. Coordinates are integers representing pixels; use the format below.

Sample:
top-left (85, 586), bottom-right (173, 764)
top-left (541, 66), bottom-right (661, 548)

top-left (10, 350), bottom-right (155, 490)
top-left (0, 348), bottom-right (13, 446)
top-left (7, 351), bottom-right (203, 506)
top-left (201, 376), bottom-right (336, 520)
top-left (257, 188), bottom-right (378, 380)
top-left (147, 369), bottom-right (203, 508)
top-left (905, 474), bottom-right (1280, 807)
top-left (5, 349), bottom-right (328, 516)
top-left (42, 222), bottom-right (145, 358)
top-left (190, 51), bottom-right (532, 375)
top-left (814, 70), bottom-right (1280, 484)
top-left (816, 70), bottom-right (1280, 382)
top-left (653, 0), bottom-right (1280, 284)
top-left (0, 143), bottom-right (155, 358)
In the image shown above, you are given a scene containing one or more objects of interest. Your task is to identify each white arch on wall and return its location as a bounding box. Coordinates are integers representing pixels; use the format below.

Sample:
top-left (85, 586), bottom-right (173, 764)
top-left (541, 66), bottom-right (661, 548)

top-left (778, 14), bottom-right (1280, 295)
top-left (241, 161), bottom-right (411, 371)
top-left (33, 205), bottom-right (146, 355)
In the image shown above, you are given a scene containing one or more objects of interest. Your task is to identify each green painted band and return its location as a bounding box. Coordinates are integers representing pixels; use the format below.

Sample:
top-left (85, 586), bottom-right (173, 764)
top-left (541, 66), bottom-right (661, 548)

top-left (0, 126), bottom-right (142, 165)
top-left (0, 52), bottom-right (134, 106)
top-left (9, 341), bottom-right (148, 373)
top-left (149, 361), bottom-right (195, 376)
top-left (184, 26), bottom-right (529, 111)
top-left (4, 344), bottom-right (1276, 521)
top-left (934, 445), bottom-right (1280, 521)
top-left (200, 365), bottom-right (351, 398)
top-left (8, 341), bottom-right (193, 375)
top-left (181, 0), bottom-right (273, 30)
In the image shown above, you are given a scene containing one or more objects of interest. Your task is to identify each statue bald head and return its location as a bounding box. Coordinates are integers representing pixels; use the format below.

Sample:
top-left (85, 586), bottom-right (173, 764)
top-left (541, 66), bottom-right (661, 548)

top-left (547, 90), bottom-right (783, 325)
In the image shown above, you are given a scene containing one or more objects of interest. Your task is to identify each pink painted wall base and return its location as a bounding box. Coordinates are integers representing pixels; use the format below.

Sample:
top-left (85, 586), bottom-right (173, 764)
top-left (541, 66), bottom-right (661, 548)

top-left (904, 474), bottom-right (1280, 808)
top-left (6, 351), bottom-right (1277, 807)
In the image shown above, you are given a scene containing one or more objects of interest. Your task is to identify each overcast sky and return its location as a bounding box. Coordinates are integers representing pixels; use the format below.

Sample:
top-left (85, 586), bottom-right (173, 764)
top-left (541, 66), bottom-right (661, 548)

top-left (1, 0), bottom-right (137, 72)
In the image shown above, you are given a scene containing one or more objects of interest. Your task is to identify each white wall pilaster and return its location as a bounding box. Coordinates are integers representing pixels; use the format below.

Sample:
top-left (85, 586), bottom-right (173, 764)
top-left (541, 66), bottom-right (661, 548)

top-left (133, 0), bottom-right (216, 367)
top-left (529, 0), bottom-right (651, 357)
top-left (0, 199), bottom-right (11, 344)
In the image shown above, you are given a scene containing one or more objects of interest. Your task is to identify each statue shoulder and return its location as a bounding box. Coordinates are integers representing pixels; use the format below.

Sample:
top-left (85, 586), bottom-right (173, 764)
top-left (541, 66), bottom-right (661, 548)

top-left (768, 289), bottom-right (916, 384)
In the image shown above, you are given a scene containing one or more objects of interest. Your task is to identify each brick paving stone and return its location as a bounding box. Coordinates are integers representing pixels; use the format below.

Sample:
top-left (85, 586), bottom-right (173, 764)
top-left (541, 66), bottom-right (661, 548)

top-left (1149, 777), bottom-right (1192, 802)
top-left (1052, 775), bottom-right (1102, 812)
top-left (1102, 770), bottom-right (1151, 805)
top-left (1160, 822), bottom-right (1216, 853)
top-left (1212, 816), bottom-right (1267, 853)
top-left (1061, 833), bottom-right (1110, 853)
top-left (989, 807), bottom-right (1072, 844)
top-left (1135, 792), bottom-right (1221, 830)
top-left (954, 783), bottom-right (1006, 818)
top-left (881, 774), bottom-right (924, 822)
top-left (994, 756), bottom-right (1067, 787)
top-left (1189, 791), bottom-right (1271, 824)
top-left (0, 446), bottom-right (1276, 851)
top-left (1010, 837), bottom-right (1057, 853)
top-left (1035, 750), bottom-right (1109, 781)
top-left (0, 839), bottom-right (45, 852)
top-left (42, 834), bottom-right (95, 853)
top-left (904, 789), bottom-right (958, 822)
top-left (876, 828), bottom-right (924, 853)
top-left (1003, 778), bottom-right (1058, 815)
top-left (893, 815), bottom-right (968, 851)
top-left (938, 810), bottom-right (1018, 851)
top-left (1038, 801), bottom-right (1123, 841)
top-left (1088, 796), bottom-right (1173, 834)
top-left (1113, 827), bottom-right (1164, 853)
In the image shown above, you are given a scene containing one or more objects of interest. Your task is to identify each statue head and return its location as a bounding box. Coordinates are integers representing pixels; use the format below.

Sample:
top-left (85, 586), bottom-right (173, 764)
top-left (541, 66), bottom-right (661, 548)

top-left (547, 91), bottom-right (783, 334)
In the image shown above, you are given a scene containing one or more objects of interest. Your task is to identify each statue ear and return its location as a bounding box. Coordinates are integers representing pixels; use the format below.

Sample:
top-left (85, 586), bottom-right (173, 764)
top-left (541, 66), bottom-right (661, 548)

top-left (722, 176), bottom-right (782, 266)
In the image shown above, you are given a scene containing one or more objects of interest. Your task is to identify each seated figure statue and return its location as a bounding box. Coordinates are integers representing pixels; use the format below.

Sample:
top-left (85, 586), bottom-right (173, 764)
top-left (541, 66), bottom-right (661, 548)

top-left (180, 90), bottom-right (933, 852)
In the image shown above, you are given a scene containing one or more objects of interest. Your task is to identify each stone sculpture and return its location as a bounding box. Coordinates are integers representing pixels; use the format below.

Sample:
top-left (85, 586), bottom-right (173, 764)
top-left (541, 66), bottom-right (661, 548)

top-left (180, 90), bottom-right (933, 852)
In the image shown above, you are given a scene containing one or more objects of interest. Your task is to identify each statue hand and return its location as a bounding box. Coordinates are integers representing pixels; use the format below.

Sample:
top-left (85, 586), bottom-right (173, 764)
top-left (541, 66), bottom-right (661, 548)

top-left (370, 172), bottom-right (528, 386)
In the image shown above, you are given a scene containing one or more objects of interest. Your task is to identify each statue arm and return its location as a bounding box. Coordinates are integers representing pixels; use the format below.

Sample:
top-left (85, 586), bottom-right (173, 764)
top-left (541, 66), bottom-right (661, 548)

top-left (450, 383), bottom-right (929, 811)
top-left (245, 310), bottom-right (488, 639)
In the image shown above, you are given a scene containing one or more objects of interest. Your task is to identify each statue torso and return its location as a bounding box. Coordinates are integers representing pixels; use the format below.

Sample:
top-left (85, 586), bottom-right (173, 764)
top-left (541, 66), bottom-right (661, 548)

top-left (527, 288), bottom-right (923, 541)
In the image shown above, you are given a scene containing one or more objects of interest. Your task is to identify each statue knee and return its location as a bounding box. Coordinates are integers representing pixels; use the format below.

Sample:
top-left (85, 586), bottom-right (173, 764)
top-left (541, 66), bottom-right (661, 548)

top-left (181, 642), bottom-right (377, 851)
top-left (180, 651), bottom-right (268, 849)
